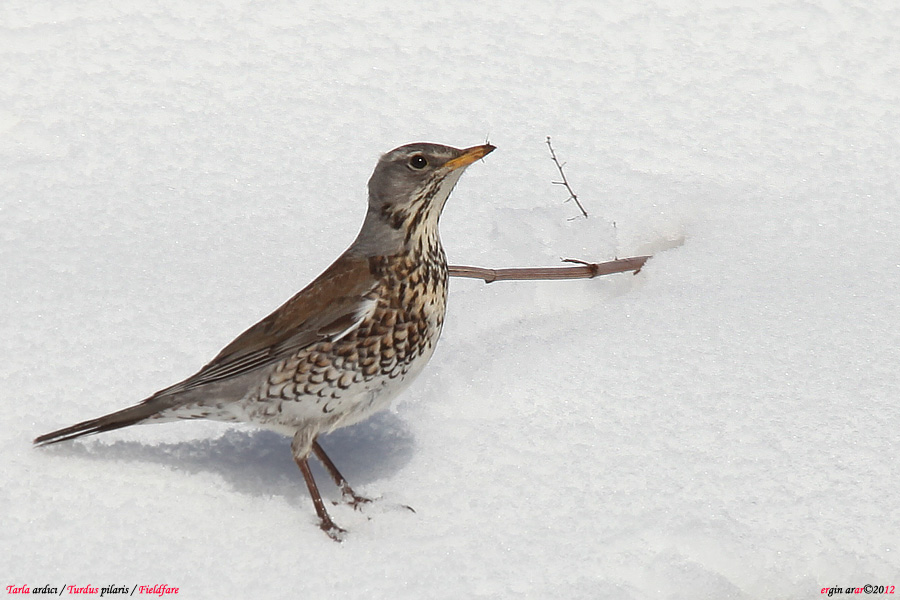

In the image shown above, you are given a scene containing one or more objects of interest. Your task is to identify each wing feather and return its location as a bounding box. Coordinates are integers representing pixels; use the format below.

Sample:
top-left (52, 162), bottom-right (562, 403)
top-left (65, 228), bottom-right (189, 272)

top-left (155, 253), bottom-right (376, 396)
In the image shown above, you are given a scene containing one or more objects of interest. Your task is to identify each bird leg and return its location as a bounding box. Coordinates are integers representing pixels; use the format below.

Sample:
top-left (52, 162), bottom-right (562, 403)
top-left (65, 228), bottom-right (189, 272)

top-left (294, 454), bottom-right (345, 541)
top-left (312, 440), bottom-right (372, 510)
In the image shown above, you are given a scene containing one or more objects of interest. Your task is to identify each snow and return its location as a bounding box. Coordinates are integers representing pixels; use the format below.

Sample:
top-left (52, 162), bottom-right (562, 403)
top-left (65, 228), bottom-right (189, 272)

top-left (2, 1), bottom-right (899, 598)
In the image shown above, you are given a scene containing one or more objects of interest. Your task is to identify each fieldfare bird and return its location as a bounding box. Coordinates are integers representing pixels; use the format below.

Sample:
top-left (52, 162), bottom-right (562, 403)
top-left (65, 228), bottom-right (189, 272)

top-left (35, 142), bottom-right (495, 540)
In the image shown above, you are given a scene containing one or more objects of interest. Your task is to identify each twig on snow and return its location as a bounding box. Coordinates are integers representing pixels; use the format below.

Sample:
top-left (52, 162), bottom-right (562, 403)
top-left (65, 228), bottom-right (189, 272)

top-left (546, 136), bottom-right (589, 219)
top-left (448, 256), bottom-right (649, 283)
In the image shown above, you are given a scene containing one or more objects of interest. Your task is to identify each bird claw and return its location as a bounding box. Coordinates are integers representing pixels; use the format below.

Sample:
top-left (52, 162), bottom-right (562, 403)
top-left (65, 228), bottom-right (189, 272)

top-left (320, 519), bottom-right (347, 542)
top-left (344, 492), bottom-right (373, 511)
top-left (330, 485), bottom-right (373, 511)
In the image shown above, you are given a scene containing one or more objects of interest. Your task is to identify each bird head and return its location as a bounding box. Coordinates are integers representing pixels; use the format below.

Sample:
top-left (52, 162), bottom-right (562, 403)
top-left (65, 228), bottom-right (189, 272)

top-left (352, 143), bottom-right (494, 256)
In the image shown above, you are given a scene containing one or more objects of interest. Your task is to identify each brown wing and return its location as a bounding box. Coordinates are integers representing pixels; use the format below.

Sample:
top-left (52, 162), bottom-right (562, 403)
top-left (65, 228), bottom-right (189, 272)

top-left (155, 253), bottom-right (376, 396)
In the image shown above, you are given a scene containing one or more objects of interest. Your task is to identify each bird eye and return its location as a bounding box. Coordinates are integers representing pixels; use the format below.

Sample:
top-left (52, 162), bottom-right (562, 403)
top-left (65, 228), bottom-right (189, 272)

top-left (408, 155), bottom-right (428, 170)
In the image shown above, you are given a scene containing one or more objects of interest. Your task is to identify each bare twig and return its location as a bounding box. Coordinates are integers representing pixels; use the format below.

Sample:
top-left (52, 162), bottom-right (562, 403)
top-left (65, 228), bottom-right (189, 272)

top-left (546, 136), bottom-right (589, 219)
top-left (448, 256), bottom-right (649, 283)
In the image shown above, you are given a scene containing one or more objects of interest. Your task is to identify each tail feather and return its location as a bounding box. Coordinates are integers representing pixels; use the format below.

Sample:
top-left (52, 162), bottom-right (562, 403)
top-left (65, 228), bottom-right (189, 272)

top-left (33, 396), bottom-right (176, 446)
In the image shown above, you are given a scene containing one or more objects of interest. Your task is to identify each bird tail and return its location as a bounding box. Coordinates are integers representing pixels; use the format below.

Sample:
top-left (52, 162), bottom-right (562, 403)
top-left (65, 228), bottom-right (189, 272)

top-left (33, 395), bottom-right (177, 446)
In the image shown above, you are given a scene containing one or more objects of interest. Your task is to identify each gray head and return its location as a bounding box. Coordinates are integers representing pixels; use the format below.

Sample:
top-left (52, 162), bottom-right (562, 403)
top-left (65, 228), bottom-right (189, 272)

top-left (350, 142), bottom-right (495, 256)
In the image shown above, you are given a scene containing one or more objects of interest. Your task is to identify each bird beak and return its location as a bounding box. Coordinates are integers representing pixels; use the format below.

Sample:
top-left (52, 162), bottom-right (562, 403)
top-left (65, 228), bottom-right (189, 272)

top-left (444, 144), bottom-right (496, 171)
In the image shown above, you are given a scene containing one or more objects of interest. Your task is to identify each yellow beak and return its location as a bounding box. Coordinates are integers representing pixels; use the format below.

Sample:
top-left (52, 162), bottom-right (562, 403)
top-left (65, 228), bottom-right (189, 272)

top-left (444, 144), bottom-right (496, 171)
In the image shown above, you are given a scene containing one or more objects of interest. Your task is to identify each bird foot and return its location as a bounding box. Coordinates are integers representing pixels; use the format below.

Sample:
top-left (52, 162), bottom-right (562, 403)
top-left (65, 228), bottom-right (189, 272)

top-left (335, 490), bottom-right (373, 511)
top-left (320, 518), bottom-right (347, 542)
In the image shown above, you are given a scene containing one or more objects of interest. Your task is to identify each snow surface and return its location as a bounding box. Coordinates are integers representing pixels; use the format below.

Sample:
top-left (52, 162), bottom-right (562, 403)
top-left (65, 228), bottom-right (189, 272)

top-left (2, 1), bottom-right (899, 598)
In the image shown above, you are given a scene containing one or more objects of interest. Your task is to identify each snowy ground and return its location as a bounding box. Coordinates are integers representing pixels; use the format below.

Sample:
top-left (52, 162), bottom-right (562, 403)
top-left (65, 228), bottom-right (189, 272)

top-left (2, 1), bottom-right (899, 599)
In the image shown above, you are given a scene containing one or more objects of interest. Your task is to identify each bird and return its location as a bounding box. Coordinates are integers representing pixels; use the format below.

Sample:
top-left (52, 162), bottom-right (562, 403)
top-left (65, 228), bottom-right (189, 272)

top-left (34, 141), bottom-right (495, 540)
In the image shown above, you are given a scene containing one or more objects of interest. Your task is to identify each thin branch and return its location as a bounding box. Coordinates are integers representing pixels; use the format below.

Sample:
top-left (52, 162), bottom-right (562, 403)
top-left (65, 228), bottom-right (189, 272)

top-left (546, 136), bottom-right (589, 219)
top-left (448, 256), bottom-right (650, 284)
